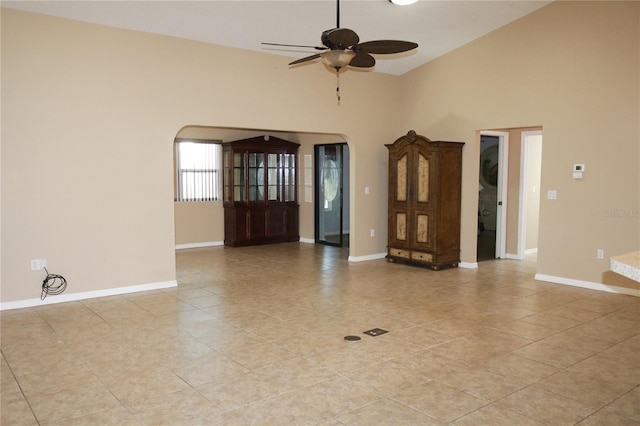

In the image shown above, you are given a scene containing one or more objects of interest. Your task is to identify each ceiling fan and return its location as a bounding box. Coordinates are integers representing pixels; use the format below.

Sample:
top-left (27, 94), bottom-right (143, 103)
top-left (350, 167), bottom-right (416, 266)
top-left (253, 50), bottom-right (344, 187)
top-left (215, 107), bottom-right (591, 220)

top-left (262, 0), bottom-right (418, 73)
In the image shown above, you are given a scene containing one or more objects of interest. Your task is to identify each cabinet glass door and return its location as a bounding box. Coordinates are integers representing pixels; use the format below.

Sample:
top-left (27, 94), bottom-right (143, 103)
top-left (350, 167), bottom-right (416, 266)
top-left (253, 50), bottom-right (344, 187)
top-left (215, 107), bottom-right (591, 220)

top-left (267, 153), bottom-right (281, 201)
top-left (233, 152), bottom-right (245, 202)
top-left (283, 153), bottom-right (296, 202)
top-left (223, 148), bottom-right (231, 202)
top-left (248, 152), bottom-right (264, 202)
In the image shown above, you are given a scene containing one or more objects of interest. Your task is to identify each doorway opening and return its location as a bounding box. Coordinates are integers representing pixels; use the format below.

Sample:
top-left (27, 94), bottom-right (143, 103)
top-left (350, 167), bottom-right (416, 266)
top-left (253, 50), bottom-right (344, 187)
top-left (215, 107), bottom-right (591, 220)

top-left (315, 143), bottom-right (350, 247)
top-left (516, 130), bottom-right (543, 259)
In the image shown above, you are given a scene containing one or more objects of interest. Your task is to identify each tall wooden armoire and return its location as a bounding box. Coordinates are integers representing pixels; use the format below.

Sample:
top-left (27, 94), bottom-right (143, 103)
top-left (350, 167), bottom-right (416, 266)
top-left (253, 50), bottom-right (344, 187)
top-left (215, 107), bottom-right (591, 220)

top-left (386, 130), bottom-right (464, 270)
top-left (222, 136), bottom-right (299, 247)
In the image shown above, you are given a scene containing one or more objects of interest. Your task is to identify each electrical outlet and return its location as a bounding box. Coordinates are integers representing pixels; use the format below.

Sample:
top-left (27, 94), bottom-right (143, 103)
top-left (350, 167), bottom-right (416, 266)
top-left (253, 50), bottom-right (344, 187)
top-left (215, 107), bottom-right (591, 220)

top-left (370, 229), bottom-right (375, 237)
top-left (30, 258), bottom-right (47, 271)
top-left (597, 249), bottom-right (604, 260)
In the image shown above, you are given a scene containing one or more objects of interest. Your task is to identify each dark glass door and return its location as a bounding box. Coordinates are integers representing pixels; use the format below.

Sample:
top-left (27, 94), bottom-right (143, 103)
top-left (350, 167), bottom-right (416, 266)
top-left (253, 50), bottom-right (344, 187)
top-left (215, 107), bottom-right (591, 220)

top-left (478, 135), bottom-right (499, 260)
top-left (315, 143), bottom-right (349, 247)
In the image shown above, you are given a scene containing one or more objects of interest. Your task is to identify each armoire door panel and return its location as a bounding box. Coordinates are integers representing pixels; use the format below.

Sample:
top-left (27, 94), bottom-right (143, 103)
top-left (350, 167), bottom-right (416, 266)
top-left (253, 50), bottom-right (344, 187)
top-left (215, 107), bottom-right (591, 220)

top-left (415, 213), bottom-right (429, 244)
top-left (410, 209), bottom-right (434, 250)
top-left (396, 212), bottom-right (408, 241)
top-left (396, 153), bottom-right (408, 202)
top-left (416, 152), bottom-right (430, 203)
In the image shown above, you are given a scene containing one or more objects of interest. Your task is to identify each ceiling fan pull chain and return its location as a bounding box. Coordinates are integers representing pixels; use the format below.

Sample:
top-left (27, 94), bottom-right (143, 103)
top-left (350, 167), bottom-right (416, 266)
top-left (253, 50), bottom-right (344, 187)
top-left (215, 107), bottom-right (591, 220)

top-left (336, 71), bottom-right (341, 105)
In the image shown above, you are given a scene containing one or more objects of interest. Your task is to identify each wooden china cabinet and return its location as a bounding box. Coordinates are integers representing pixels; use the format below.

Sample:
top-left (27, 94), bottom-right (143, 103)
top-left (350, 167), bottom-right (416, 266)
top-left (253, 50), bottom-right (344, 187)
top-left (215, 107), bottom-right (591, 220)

top-left (222, 136), bottom-right (299, 246)
top-left (386, 130), bottom-right (464, 270)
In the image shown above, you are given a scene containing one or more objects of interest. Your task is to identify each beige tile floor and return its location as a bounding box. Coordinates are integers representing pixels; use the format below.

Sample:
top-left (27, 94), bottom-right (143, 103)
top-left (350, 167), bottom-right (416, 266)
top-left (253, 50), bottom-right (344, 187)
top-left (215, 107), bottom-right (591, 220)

top-left (1, 243), bottom-right (639, 425)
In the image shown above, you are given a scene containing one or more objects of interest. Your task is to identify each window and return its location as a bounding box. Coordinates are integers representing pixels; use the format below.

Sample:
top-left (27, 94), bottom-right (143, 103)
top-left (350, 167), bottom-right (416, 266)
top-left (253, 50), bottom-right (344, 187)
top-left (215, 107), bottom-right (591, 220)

top-left (174, 139), bottom-right (222, 202)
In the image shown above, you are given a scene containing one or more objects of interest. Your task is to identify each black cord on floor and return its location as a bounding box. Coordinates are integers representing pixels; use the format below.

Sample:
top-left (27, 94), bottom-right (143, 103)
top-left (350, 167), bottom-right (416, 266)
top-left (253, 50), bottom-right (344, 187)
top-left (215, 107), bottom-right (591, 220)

top-left (41, 267), bottom-right (67, 300)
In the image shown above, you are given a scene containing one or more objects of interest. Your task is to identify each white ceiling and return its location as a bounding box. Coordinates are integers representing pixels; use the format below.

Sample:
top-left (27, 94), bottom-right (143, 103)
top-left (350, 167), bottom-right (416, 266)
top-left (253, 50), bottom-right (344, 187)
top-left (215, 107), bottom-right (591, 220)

top-left (3, 0), bottom-right (551, 76)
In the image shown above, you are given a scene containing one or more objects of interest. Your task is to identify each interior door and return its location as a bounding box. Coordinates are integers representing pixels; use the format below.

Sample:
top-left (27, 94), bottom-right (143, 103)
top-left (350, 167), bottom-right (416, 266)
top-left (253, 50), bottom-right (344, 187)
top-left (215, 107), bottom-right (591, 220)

top-left (315, 143), bottom-right (349, 247)
top-left (478, 134), bottom-right (500, 260)
top-left (478, 131), bottom-right (508, 261)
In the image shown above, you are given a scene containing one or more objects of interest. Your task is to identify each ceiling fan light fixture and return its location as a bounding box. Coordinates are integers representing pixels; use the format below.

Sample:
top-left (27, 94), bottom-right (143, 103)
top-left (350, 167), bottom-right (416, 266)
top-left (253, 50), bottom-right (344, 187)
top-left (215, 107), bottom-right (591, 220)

top-left (321, 50), bottom-right (356, 69)
top-left (389, 0), bottom-right (418, 5)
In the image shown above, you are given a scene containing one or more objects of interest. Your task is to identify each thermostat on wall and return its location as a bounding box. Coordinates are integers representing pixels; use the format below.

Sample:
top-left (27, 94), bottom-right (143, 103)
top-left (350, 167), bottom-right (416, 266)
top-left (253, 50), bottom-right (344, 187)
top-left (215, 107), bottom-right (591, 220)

top-left (573, 164), bottom-right (585, 179)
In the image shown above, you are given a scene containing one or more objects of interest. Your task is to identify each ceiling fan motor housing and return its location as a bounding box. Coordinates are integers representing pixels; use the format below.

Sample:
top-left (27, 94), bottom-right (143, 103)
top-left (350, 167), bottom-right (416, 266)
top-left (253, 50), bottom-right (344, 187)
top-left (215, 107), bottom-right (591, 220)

top-left (321, 28), bottom-right (359, 50)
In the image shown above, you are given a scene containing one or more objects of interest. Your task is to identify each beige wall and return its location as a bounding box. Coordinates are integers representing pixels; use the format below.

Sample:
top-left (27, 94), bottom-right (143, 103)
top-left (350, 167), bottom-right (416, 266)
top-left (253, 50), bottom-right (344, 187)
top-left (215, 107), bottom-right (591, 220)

top-left (174, 202), bottom-right (224, 246)
top-left (2, 1), bottom-right (638, 305)
top-left (506, 130), bottom-right (523, 255)
top-left (525, 133), bottom-right (542, 252)
top-left (398, 1), bottom-right (639, 290)
top-left (1, 9), bottom-right (402, 304)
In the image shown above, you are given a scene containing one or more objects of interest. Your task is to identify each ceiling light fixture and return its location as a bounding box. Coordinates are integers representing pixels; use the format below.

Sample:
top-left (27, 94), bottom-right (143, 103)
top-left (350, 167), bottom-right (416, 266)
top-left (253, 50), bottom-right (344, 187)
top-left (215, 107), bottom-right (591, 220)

top-left (321, 50), bottom-right (356, 105)
top-left (321, 50), bottom-right (356, 71)
top-left (389, 0), bottom-right (418, 5)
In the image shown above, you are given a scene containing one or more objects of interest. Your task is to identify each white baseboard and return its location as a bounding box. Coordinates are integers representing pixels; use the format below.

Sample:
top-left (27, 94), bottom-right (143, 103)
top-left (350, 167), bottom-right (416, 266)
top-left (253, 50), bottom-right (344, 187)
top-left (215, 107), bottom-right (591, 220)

top-left (505, 249), bottom-right (537, 260)
top-left (0, 280), bottom-right (178, 311)
top-left (176, 241), bottom-right (224, 250)
top-left (459, 262), bottom-right (478, 269)
top-left (299, 238), bottom-right (315, 244)
top-left (348, 252), bottom-right (387, 262)
top-left (535, 273), bottom-right (640, 297)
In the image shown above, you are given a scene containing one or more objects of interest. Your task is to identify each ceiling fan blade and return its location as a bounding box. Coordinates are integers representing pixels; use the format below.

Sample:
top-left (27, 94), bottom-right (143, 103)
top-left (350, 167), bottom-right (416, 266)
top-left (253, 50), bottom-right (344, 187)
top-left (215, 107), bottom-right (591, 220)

top-left (321, 28), bottom-right (359, 49)
top-left (289, 53), bottom-right (322, 66)
top-left (262, 42), bottom-right (327, 51)
top-left (357, 40), bottom-right (418, 54)
top-left (349, 52), bottom-right (375, 68)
